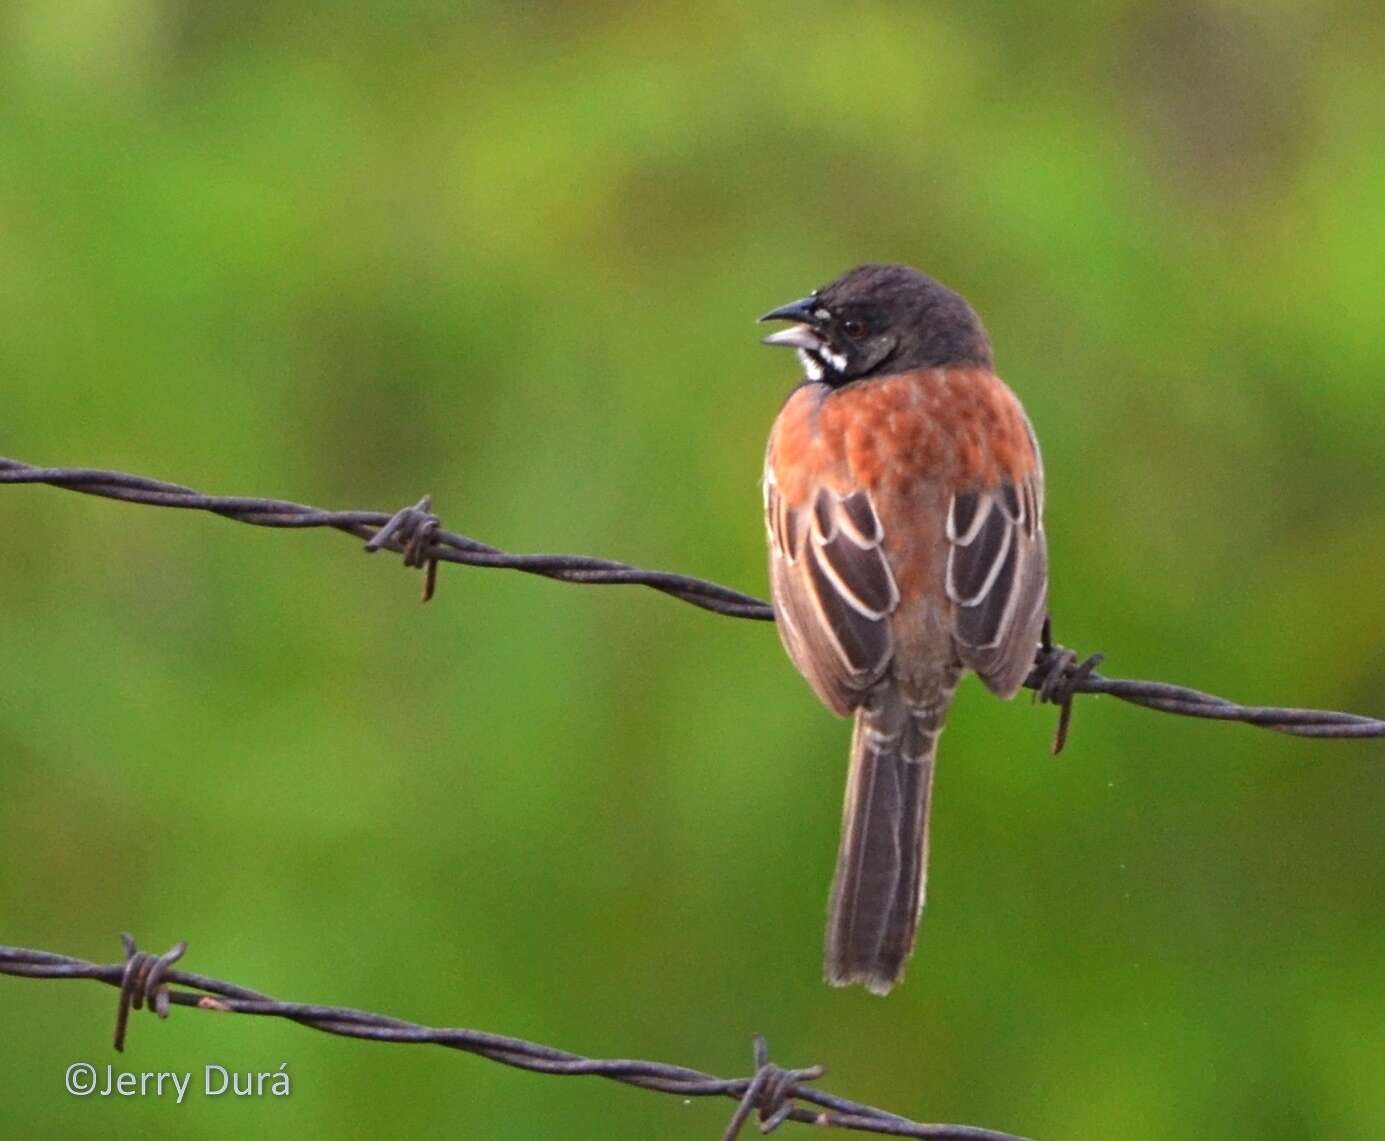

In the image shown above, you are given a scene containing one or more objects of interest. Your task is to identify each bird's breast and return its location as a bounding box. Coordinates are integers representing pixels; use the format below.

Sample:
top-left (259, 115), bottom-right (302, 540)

top-left (766, 367), bottom-right (1036, 506)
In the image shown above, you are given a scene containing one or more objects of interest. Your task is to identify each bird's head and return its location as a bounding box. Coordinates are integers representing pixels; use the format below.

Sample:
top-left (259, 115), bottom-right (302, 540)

top-left (760, 263), bottom-right (992, 386)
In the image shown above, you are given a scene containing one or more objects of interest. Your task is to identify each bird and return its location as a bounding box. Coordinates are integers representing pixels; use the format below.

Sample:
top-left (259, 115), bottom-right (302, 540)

top-left (760, 263), bottom-right (1048, 995)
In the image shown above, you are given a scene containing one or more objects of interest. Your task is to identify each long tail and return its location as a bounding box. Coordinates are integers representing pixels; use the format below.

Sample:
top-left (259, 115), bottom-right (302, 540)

top-left (824, 686), bottom-right (947, 995)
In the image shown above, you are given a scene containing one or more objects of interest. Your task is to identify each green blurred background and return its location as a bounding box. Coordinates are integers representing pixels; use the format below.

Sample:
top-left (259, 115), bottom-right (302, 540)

top-left (2, 3), bottom-right (1383, 1138)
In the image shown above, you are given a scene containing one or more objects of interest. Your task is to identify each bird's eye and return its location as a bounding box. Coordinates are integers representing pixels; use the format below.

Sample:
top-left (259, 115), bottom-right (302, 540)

top-left (841, 318), bottom-right (867, 340)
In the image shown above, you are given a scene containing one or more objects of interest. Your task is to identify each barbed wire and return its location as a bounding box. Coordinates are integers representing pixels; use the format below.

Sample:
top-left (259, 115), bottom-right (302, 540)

top-left (0, 936), bottom-right (1030, 1141)
top-left (3, 454), bottom-right (1381, 749)
top-left (0, 457), bottom-right (770, 617)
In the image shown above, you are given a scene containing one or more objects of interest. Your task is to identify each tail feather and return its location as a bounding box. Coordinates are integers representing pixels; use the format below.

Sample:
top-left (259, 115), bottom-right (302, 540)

top-left (824, 689), bottom-right (943, 995)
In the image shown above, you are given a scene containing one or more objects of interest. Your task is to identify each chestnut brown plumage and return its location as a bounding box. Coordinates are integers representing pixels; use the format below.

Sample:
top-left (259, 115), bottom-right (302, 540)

top-left (761, 264), bottom-right (1048, 994)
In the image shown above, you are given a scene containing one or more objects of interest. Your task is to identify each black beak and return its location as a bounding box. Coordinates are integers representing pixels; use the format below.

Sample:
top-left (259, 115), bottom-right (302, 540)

top-left (758, 296), bottom-right (818, 325)
top-left (759, 295), bottom-right (825, 350)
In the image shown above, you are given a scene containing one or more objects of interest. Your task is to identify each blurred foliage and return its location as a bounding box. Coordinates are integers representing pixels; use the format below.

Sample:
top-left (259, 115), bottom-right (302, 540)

top-left (2, 2), bottom-right (1383, 1138)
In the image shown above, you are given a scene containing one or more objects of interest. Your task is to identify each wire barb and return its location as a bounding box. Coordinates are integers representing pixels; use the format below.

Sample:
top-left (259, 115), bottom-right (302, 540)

top-left (113, 934), bottom-right (187, 1051)
top-left (365, 495), bottom-right (442, 602)
top-left (3, 453), bottom-right (1383, 742)
top-left (1, 937), bottom-right (1032, 1141)
top-left (722, 1036), bottom-right (827, 1140)
top-left (1031, 617), bottom-right (1106, 754)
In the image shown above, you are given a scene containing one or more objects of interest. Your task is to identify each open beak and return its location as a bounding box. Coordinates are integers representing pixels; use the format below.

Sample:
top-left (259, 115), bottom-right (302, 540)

top-left (758, 296), bottom-right (823, 350)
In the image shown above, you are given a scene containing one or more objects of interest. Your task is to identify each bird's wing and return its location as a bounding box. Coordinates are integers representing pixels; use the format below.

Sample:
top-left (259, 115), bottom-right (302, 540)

top-left (765, 471), bottom-right (899, 716)
top-left (945, 427), bottom-right (1048, 698)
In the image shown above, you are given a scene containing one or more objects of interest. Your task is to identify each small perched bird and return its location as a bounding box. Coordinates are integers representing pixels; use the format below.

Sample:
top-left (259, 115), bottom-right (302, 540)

top-left (760, 264), bottom-right (1048, 994)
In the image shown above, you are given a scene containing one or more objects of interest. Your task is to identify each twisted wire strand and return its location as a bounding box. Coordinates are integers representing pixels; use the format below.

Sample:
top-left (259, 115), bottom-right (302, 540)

top-left (2, 454), bottom-right (1381, 742)
top-left (0, 458), bottom-right (770, 617)
top-left (0, 938), bottom-right (1030, 1141)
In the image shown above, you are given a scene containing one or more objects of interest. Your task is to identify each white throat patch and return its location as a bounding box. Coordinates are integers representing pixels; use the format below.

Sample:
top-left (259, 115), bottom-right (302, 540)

top-left (796, 344), bottom-right (848, 384)
top-left (821, 345), bottom-right (848, 374)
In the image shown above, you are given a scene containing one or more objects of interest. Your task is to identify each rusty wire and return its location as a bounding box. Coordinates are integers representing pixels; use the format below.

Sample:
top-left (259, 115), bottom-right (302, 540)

top-left (2, 453), bottom-right (1382, 746)
top-left (0, 937), bottom-right (1031, 1141)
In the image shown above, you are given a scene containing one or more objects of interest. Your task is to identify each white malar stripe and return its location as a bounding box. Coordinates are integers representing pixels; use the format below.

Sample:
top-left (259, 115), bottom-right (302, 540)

top-left (796, 348), bottom-right (825, 382)
top-left (822, 347), bottom-right (848, 374)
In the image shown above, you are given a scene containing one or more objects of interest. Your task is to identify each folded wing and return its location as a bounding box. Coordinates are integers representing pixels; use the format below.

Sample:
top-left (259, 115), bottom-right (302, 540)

top-left (766, 476), bottom-right (899, 715)
top-left (945, 468), bottom-right (1047, 698)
